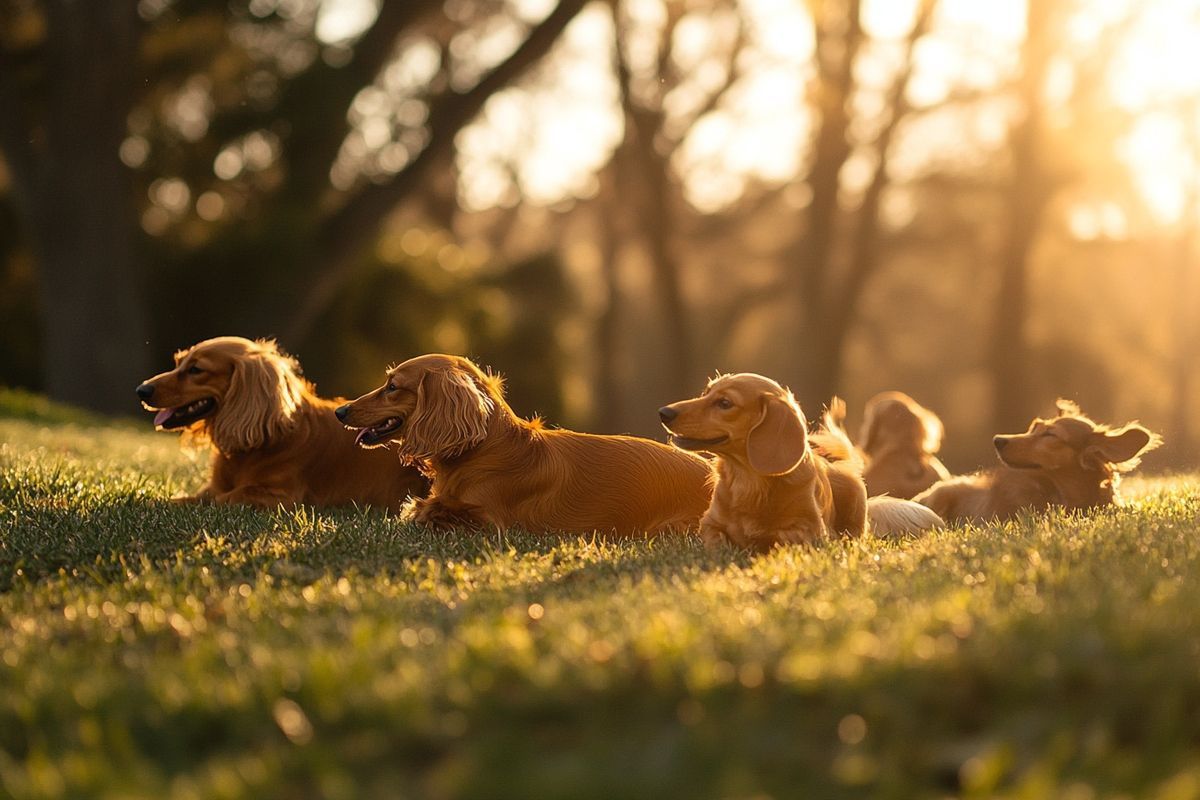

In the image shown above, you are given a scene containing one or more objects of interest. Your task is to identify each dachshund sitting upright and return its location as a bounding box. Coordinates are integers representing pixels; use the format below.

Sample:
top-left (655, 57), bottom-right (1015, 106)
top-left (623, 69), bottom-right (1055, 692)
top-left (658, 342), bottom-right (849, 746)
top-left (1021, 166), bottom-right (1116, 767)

top-left (659, 374), bottom-right (943, 550)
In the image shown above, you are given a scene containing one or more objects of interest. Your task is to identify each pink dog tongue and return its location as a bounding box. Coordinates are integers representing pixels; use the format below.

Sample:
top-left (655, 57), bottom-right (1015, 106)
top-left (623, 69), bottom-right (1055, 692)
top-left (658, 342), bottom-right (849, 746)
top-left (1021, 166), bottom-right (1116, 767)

top-left (154, 408), bottom-right (176, 427)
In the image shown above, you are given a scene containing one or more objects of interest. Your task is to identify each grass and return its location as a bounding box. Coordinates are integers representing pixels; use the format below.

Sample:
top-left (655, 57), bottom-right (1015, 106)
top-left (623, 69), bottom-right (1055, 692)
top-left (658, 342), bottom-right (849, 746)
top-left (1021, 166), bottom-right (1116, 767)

top-left (3, 402), bottom-right (1200, 799)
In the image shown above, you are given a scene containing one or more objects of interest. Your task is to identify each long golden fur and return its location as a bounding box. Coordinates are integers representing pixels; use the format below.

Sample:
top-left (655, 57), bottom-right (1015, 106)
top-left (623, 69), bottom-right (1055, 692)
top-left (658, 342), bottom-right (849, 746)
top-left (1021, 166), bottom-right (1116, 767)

top-left (659, 374), bottom-right (869, 550)
top-left (857, 391), bottom-right (951, 499)
top-left (660, 376), bottom-right (942, 550)
top-left (137, 336), bottom-right (427, 509)
top-left (914, 399), bottom-right (1161, 523)
top-left (336, 354), bottom-right (713, 535)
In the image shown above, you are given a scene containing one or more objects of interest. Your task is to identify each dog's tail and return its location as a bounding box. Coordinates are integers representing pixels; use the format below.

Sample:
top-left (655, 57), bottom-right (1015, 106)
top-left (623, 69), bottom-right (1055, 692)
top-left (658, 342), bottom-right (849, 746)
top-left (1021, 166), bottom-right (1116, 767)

top-left (810, 397), bottom-right (864, 472)
top-left (867, 496), bottom-right (944, 539)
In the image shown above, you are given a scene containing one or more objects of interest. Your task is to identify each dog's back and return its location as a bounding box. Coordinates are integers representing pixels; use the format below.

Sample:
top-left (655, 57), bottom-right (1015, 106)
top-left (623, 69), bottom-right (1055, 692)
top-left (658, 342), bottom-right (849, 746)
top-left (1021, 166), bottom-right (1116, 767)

top-left (914, 469), bottom-right (1058, 524)
top-left (445, 427), bottom-right (714, 535)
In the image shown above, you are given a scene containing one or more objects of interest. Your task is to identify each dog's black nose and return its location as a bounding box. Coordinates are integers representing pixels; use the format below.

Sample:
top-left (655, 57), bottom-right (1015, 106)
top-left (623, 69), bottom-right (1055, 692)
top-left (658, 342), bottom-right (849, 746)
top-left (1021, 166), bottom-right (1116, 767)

top-left (993, 435), bottom-right (1008, 450)
top-left (658, 406), bottom-right (678, 424)
top-left (135, 383), bottom-right (154, 401)
top-left (335, 404), bottom-right (351, 422)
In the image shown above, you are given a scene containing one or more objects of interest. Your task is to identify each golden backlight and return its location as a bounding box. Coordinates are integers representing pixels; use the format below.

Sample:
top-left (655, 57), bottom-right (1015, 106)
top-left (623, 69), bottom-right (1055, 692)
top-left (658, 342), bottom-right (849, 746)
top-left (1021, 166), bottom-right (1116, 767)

top-left (406, 0), bottom-right (1200, 225)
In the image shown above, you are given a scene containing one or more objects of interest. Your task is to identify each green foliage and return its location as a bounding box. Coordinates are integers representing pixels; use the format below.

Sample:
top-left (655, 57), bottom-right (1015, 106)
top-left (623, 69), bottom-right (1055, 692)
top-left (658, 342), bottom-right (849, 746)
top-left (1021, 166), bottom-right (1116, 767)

top-left (3, 411), bottom-right (1200, 798)
top-left (0, 388), bottom-right (113, 427)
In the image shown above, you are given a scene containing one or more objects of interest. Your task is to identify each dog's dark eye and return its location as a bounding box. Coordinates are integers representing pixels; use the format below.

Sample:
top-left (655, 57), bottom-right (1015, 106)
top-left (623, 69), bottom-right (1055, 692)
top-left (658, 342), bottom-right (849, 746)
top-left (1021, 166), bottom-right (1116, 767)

top-left (186, 365), bottom-right (204, 375)
top-left (714, 397), bottom-right (733, 410)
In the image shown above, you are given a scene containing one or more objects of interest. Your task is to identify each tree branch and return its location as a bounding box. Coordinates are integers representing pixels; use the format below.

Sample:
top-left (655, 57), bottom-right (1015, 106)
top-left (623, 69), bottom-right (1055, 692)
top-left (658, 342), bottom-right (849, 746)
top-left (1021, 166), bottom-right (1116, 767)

top-left (278, 0), bottom-right (442, 196)
top-left (284, 0), bottom-right (590, 344)
top-left (831, 0), bottom-right (936, 326)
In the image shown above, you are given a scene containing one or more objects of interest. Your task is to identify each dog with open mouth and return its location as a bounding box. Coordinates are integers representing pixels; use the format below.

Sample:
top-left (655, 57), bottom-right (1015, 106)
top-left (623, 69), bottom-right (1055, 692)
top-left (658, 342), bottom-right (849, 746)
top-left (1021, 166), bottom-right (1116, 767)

top-left (336, 353), bottom-right (714, 535)
top-left (659, 374), bottom-right (943, 550)
top-left (914, 399), bottom-right (1161, 523)
top-left (137, 336), bottom-right (427, 508)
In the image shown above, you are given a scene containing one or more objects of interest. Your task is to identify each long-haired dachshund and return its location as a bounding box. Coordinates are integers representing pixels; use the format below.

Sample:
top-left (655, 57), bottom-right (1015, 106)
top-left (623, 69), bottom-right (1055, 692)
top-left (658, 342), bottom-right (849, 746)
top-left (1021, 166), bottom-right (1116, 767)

top-left (857, 391), bottom-right (951, 499)
top-left (335, 354), bottom-right (713, 535)
top-left (659, 374), bottom-right (943, 550)
top-left (914, 399), bottom-right (1161, 524)
top-left (137, 336), bottom-right (427, 508)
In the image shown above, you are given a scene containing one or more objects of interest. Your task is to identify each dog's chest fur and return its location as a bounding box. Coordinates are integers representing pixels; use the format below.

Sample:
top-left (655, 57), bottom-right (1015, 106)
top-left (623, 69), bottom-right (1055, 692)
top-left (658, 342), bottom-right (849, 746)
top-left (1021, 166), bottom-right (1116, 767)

top-left (705, 459), bottom-right (829, 547)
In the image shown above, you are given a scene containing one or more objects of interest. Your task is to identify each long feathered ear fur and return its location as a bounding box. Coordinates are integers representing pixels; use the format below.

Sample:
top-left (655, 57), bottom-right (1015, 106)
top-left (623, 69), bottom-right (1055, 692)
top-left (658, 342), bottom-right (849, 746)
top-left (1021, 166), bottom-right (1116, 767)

top-left (1080, 423), bottom-right (1163, 473)
top-left (209, 340), bottom-right (305, 453)
top-left (916, 406), bottom-right (944, 455)
top-left (746, 393), bottom-right (809, 475)
top-left (858, 404), bottom-right (882, 455)
top-left (860, 396), bottom-right (943, 456)
top-left (399, 365), bottom-right (494, 461)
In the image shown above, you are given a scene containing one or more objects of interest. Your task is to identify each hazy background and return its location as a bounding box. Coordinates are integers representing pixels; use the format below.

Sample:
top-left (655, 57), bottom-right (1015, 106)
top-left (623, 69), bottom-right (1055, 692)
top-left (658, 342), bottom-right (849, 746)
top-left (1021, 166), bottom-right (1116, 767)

top-left (0, 0), bottom-right (1197, 471)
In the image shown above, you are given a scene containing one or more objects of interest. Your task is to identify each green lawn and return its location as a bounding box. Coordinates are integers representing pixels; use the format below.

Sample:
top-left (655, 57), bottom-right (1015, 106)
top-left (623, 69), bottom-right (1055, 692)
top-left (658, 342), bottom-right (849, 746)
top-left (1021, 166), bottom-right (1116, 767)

top-left (3, 393), bottom-right (1200, 799)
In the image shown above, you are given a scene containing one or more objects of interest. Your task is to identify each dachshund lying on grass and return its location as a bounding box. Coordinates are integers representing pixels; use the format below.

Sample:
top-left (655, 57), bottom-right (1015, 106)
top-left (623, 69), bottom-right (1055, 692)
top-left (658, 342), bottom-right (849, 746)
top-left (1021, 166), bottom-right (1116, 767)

top-left (659, 374), bottom-right (943, 551)
top-left (336, 354), bottom-right (713, 536)
top-left (857, 391), bottom-right (951, 499)
top-left (914, 399), bottom-right (1161, 524)
top-left (137, 336), bottom-right (427, 509)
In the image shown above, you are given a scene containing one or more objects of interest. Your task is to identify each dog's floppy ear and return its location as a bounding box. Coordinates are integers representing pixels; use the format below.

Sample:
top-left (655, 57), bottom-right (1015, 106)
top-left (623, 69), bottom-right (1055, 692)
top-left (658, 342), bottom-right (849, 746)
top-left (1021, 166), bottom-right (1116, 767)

top-left (1080, 423), bottom-right (1162, 472)
top-left (858, 402), bottom-right (882, 455)
top-left (746, 394), bottom-right (809, 475)
top-left (917, 405), bottom-right (944, 455)
top-left (210, 341), bottom-right (304, 453)
top-left (401, 365), bottom-right (494, 460)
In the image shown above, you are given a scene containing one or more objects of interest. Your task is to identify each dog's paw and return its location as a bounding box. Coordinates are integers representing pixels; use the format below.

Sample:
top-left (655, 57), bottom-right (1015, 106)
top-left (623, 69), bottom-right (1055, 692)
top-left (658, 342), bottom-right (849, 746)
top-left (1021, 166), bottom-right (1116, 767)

top-left (409, 498), bottom-right (482, 530)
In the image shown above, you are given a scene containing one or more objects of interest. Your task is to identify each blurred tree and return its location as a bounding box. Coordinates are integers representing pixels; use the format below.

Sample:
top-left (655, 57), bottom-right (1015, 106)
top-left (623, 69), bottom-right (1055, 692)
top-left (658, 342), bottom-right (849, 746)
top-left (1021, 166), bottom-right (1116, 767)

top-left (987, 0), bottom-right (1056, 434)
top-left (1170, 109), bottom-right (1199, 457)
top-left (0, 1), bottom-right (148, 413)
top-left (0, 0), bottom-right (586, 412)
top-left (0, 192), bottom-right (38, 389)
top-left (987, 0), bottom-right (1141, 433)
top-left (605, 0), bottom-right (744, 399)
top-left (470, 252), bottom-right (577, 423)
top-left (282, 0), bottom-right (589, 345)
top-left (788, 0), bottom-right (936, 411)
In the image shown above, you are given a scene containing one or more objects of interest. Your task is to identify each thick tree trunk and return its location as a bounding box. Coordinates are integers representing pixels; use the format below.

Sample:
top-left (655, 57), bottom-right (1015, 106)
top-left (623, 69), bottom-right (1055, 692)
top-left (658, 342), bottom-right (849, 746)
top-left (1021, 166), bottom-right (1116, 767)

top-left (610, 0), bottom-right (693, 399)
top-left (634, 122), bottom-right (693, 398)
top-left (32, 2), bottom-right (148, 413)
top-left (787, 0), bottom-right (862, 408)
top-left (810, 0), bottom-right (935, 404)
top-left (988, 0), bottom-right (1052, 434)
top-left (594, 216), bottom-right (624, 432)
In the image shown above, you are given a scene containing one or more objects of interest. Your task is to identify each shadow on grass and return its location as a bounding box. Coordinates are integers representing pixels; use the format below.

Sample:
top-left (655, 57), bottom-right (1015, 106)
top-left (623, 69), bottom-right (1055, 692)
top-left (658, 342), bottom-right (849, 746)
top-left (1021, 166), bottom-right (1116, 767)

top-left (0, 494), bottom-right (747, 592)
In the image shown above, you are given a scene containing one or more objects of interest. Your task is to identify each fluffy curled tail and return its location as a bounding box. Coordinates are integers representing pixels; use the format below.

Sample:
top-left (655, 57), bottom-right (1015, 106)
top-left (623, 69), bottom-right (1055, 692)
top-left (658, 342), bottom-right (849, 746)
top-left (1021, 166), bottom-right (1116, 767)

top-left (809, 396), bottom-right (865, 473)
top-left (867, 496), bottom-right (944, 539)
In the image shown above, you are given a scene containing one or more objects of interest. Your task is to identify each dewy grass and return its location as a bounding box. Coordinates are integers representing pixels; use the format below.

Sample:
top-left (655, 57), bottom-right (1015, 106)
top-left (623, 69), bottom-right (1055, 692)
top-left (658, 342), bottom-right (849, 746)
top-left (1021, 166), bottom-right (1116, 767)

top-left (2, 412), bottom-right (1200, 799)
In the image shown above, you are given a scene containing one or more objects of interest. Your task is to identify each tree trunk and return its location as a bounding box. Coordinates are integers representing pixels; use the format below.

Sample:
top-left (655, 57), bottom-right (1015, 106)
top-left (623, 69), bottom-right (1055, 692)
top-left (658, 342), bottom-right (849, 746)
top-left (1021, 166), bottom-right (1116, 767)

top-left (610, 0), bottom-right (694, 399)
top-left (1169, 167), bottom-right (1198, 459)
top-left (283, 0), bottom-right (589, 346)
top-left (593, 173), bottom-right (625, 433)
top-left (787, 0), bottom-right (862, 409)
top-left (812, 0), bottom-right (936, 403)
top-left (988, 0), bottom-right (1053, 433)
top-left (33, 1), bottom-right (148, 414)
top-left (633, 117), bottom-right (693, 398)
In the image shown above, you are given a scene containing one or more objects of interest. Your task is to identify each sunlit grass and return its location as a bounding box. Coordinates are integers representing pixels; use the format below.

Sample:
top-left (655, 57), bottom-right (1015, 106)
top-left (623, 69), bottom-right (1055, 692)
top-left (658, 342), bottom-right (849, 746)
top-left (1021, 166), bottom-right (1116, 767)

top-left (2, 410), bottom-right (1200, 798)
